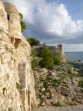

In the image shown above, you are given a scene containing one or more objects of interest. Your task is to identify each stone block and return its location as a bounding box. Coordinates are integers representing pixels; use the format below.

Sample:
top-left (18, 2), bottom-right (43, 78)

top-left (4, 74), bottom-right (9, 82)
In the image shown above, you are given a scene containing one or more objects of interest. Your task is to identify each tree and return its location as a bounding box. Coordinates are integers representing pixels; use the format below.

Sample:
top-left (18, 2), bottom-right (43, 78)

top-left (27, 37), bottom-right (40, 46)
top-left (41, 47), bottom-right (53, 58)
top-left (39, 47), bottom-right (54, 69)
top-left (53, 55), bottom-right (62, 65)
top-left (19, 13), bottom-right (27, 32)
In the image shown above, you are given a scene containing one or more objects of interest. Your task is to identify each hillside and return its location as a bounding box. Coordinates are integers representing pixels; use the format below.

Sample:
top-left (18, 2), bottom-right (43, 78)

top-left (33, 63), bottom-right (83, 108)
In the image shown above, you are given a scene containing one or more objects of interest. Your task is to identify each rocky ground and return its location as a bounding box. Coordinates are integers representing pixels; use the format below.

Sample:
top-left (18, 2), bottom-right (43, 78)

top-left (33, 63), bottom-right (83, 107)
top-left (33, 105), bottom-right (83, 111)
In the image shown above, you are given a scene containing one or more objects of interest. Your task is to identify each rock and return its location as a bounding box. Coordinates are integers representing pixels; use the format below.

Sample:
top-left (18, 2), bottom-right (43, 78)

top-left (42, 102), bottom-right (45, 106)
top-left (34, 62), bottom-right (83, 107)
top-left (41, 88), bottom-right (45, 91)
top-left (42, 68), bottom-right (48, 73)
top-left (45, 99), bottom-right (51, 105)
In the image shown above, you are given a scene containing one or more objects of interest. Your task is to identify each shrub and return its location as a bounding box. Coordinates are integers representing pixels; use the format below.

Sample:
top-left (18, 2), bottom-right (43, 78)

top-left (21, 21), bottom-right (27, 32)
top-left (40, 57), bottom-right (54, 69)
top-left (31, 49), bottom-right (41, 69)
top-left (32, 57), bottom-right (41, 69)
top-left (27, 37), bottom-right (40, 46)
top-left (41, 47), bottom-right (53, 58)
top-left (19, 13), bottom-right (27, 32)
top-left (19, 13), bottom-right (23, 19)
top-left (53, 55), bottom-right (62, 65)
top-left (39, 47), bottom-right (54, 69)
top-left (78, 79), bottom-right (83, 88)
top-left (31, 49), bottom-right (37, 58)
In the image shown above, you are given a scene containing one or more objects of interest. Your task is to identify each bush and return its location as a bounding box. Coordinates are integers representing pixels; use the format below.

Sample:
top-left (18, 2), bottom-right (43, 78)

top-left (21, 21), bottom-right (27, 32)
top-left (41, 46), bottom-right (53, 58)
top-left (32, 57), bottom-right (41, 69)
top-left (31, 49), bottom-right (37, 58)
top-left (19, 13), bottom-right (23, 19)
top-left (53, 55), bottom-right (62, 65)
top-left (19, 13), bottom-right (27, 32)
top-left (27, 37), bottom-right (40, 46)
top-left (78, 79), bottom-right (83, 88)
top-left (31, 49), bottom-right (41, 69)
top-left (39, 47), bottom-right (54, 69)
top-left (40, 57), bottom-right (54, 69)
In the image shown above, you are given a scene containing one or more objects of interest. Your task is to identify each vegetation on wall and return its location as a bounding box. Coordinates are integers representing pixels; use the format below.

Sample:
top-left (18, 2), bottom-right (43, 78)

top-left (19, 13), bottom-right (27, 32)
top-left (8, 107), bottom-right (13, 111)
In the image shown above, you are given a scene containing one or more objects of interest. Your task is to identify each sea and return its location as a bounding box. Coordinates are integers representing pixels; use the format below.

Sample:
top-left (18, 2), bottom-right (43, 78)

top-left (65, 52), bottom-right (83, 61)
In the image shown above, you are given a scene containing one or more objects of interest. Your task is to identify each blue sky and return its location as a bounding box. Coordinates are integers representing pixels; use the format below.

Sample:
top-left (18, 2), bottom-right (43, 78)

top-left (3, 0), bottom-right (83, 52)
top-left (47, 0), bottom-right (83, 20)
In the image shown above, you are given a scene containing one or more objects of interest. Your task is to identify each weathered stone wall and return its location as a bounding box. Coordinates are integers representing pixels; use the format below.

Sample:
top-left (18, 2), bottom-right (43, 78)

top-left (0, 1), bottom-right (37, 111)
top-left (0, 34), bottom-right (22, 111)
top-left (0, 0), bottom-right (8, 31)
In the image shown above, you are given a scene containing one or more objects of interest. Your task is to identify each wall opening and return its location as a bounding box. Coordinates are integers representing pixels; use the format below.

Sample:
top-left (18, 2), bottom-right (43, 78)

top-left (14, 38), bottom-right (21, 49)
top-left (2, 88), bottom-right (6, 96)
top-left (7, 14), bottom-right (10, 20)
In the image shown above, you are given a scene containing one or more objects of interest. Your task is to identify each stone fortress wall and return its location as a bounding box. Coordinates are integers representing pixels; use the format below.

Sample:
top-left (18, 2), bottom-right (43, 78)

top-left (33, 44), bottom-right (66, 63)
top-left (48, 44), bottom-right (66, 62)
top-left (0, 0), bottom-right (37, 111)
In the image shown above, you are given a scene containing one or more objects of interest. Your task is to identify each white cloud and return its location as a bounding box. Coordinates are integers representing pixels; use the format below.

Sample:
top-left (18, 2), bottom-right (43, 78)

top-left (3, 0), bottom-right (83, 51)
top-left (3, 0), bottom-right (83, 37)
top-left (63, 44), bottom-right (83, 52)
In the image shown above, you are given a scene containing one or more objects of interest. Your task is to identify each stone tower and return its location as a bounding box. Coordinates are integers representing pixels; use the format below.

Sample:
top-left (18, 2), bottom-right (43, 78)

top-left (4, 3), bottom-right (21, 35)
top-left (4, 3), bottom-right (23, 49)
